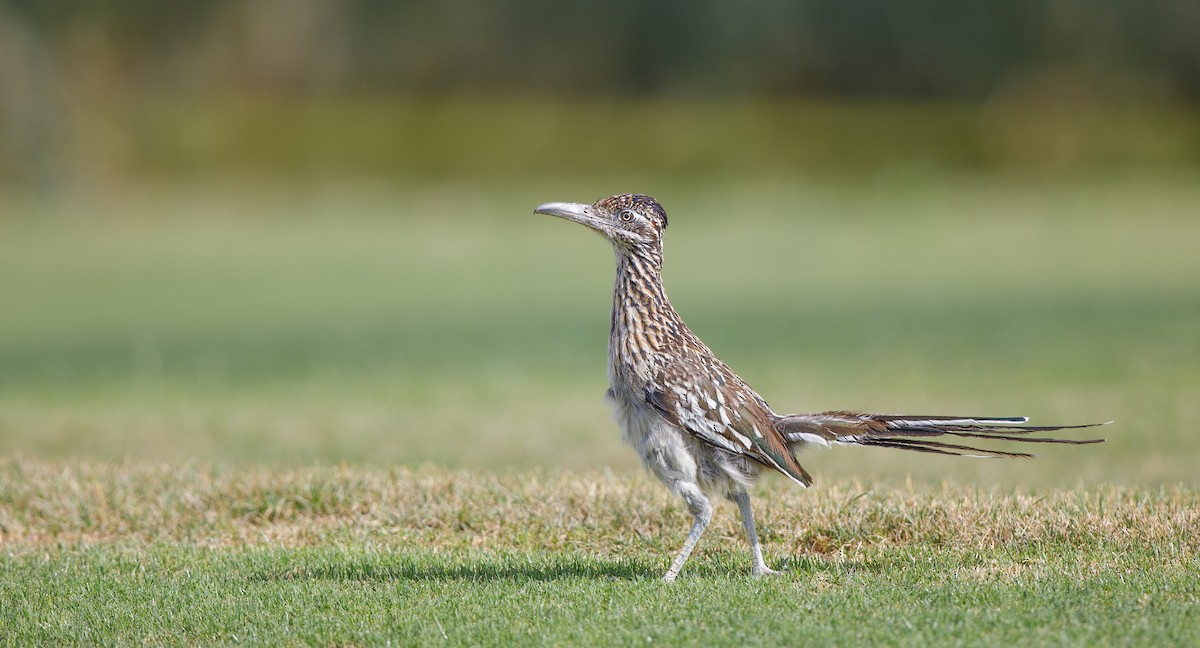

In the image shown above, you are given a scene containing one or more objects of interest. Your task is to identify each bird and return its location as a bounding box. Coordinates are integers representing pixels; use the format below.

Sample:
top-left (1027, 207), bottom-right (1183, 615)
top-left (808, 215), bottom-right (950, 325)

top-left (534, 193), bottom-right (1106, 582)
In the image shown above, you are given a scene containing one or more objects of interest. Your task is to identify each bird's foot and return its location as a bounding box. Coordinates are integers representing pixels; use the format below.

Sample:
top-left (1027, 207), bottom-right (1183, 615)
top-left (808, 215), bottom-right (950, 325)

top-left (662, 570), bottom-right (679, 583)
top-left (753, 565), bottom-right (782, 578)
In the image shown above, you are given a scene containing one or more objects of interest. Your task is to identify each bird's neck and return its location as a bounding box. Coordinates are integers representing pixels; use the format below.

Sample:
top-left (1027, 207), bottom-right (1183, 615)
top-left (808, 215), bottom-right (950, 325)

top-left (612, 244), bottom-right (668, 315)
top-left (609, 245), bottom-right (681, 378)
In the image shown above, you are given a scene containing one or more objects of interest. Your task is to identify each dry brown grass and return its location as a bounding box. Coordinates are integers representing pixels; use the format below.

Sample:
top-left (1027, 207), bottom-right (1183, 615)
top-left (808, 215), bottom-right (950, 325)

top-left (2, 458), bottom-right (1194, 565)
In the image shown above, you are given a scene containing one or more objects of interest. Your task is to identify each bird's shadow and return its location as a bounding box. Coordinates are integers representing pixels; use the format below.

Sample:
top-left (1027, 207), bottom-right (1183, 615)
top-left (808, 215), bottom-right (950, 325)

top-left (254, 554), bottom-right (655, 583)
top-left (251, 551), bottom-right (884, 584)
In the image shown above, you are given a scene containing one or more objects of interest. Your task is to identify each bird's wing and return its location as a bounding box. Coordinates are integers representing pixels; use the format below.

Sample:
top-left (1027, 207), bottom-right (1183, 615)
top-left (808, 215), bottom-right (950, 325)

top-left (647, 357), bottom-right (812, 487)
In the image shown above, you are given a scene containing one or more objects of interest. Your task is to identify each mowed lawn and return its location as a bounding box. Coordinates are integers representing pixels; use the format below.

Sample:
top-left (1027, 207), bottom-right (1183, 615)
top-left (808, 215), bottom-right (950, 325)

top-left (2, 463), bottom-right (1197, 645)
top-left (1, 174), bottom-right (1198, 644)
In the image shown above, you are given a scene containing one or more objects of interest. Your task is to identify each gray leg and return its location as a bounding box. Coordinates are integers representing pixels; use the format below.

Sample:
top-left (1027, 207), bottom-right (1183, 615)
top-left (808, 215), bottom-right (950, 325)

top-left (731, 489), bottom-right (780, 578)
top-left (663, 482), bottom-right (712, 582)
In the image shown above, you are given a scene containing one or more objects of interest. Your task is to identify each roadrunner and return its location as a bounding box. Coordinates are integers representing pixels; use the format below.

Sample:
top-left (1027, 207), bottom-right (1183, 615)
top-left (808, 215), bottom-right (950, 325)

top-left (535, 194), bottom-right (1105, 582)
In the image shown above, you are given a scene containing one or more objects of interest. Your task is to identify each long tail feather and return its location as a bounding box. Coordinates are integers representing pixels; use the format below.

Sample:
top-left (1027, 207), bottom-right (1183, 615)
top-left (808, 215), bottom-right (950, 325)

top-left (776, 411), bottom-right (1107, 458)
top-left (859, 438), bottom-right (1036, 459)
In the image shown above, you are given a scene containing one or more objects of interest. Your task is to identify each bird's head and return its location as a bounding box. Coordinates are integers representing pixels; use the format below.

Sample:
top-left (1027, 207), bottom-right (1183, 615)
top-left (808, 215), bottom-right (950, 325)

top-left (535, 194), bottom-right (668, 252)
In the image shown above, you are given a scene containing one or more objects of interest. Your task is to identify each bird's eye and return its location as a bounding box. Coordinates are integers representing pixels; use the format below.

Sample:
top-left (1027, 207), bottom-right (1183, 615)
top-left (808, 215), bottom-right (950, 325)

top-left (619, 210), bottom-right (636, 223)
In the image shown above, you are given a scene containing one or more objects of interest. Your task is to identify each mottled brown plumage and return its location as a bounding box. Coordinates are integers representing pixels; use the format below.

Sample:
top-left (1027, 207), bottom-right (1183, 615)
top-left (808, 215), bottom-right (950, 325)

top-left (535, 194), bottom-right (1106, 581)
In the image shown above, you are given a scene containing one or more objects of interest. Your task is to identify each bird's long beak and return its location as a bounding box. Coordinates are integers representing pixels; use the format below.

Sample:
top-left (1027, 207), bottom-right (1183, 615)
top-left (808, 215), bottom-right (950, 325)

top-left (534, 202), bottom-right (605, 232)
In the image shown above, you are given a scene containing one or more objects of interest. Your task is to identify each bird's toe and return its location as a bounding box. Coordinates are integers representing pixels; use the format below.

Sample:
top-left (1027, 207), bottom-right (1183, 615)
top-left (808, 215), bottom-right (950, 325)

top-left (753, 566), bottom-right (782, 578)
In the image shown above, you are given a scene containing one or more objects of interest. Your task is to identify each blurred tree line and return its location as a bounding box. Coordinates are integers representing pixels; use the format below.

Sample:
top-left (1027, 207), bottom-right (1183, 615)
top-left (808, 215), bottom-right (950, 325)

top-left (5, 0), bottom-right (1198, 98)
top-left (1, 0), bottom-right (1198, 186)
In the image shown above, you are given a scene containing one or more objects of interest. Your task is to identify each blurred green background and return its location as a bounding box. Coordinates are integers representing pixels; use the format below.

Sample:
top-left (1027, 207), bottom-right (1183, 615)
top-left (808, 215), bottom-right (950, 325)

top-left (1, 1), bottom-right (1197, 486)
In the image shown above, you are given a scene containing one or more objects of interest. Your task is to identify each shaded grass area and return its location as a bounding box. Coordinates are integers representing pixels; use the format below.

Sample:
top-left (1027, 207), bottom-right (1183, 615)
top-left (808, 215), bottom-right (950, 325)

top-left (1, 461), bottom-right (1197, 645)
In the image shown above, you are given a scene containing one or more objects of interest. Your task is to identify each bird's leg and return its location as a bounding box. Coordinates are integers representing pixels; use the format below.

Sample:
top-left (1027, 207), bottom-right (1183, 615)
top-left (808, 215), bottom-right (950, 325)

top-left (731, 489), bottom-right (780, 578)
top-left (663, 483), bottom-right (712, 582)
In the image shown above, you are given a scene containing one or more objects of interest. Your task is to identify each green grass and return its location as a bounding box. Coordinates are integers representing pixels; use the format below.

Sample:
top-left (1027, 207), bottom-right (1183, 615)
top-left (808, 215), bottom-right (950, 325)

top-left (1, 173), bottom-right (1198, 644)
top-left (7, 542), bottom-right (1194, 646)
top-left (2, 462), bottom-right (1197, 645)
top-left (2, 173), bottom-right (1197, 483)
